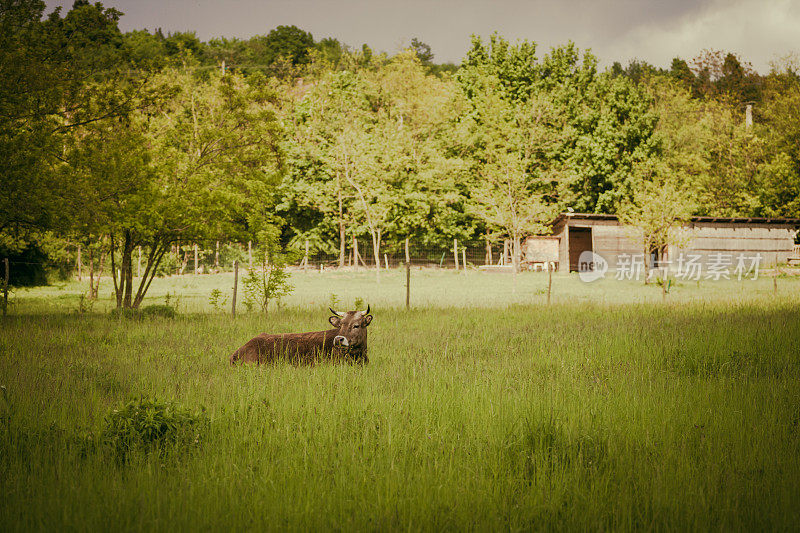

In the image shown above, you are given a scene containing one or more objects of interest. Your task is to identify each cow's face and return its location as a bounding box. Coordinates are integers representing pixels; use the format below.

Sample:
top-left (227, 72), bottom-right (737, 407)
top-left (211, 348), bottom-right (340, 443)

top-left (329, 306), bottom-right (373, 361)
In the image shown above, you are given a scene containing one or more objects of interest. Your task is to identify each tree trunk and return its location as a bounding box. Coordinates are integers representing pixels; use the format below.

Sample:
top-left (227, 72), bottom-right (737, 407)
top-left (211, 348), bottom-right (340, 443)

top-left (338, 176), bottom-right (345, 268)
top-left (371, 229), bottom-right (381, 282)
top-left (110, 233), bottom-right (121, 308)
top-left (122, 231), bottom-right (135, 308)
top-left (131, 239), bottom-right (170, 309)
top-left (88, 247), bottom-right (95, 299)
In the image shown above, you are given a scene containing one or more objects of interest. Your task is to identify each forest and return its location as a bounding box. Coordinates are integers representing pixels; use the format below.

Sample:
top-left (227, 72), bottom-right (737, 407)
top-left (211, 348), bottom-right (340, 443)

top-left (2, 0), bottom-right (799, 307)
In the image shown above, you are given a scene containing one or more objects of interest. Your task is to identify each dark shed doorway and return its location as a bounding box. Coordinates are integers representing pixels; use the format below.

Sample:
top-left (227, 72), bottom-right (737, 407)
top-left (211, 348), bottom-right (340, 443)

top-left (569, 227), bottom-right (593, 271)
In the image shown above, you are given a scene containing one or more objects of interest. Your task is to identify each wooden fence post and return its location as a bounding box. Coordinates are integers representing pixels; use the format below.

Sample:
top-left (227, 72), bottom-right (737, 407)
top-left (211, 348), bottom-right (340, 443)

top-left (405, 238), bottom-right (410, 264)
top-left (406, 261), bottom-right (411, 309)
top-left (215, 241), bottom-right (219, 271)
top-left (774, 252), bottom-right (779, 293)
top-left (304, 239), bottom-right (309, 272)
top-left (453, 239), bottom-right (459, 271)
top-left (547, 265), bottom-right (552, 305)
top-left (77, 244), bottom-right (82, 281)
top-left (194, 244), bottom-right (199, 274)
top-left (462, 247), bottom-right (467, 273)
top-left (232, 260), bottom-right (238, 318)
top-left (3, 258), bottom-right (8, 317)
top-left (384, 253), bottom-right (389, 270)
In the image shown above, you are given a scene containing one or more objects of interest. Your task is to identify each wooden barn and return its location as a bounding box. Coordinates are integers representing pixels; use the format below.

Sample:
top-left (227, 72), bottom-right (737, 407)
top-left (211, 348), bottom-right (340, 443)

top-left (528, 213), bottom-right (800, 272)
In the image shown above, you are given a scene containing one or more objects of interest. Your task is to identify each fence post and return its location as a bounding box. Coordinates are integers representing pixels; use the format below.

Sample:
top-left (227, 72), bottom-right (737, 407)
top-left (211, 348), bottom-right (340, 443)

top-left (77, 244), bottom-right (82, 281)
top-left (406, 261), bottom-right (411, 309)
top-left (462, 247), bottom-right (467, 273)
top-left (405, 238), bottom-right (410, 264)
top-left (774, 252), bottom-right (779, 293)
top-left (194, 243), bottom-right (199, 274)
top-left (304, 239), bottom-right (309, 272)
top-left (232, 260), bottom-right (238, 318)
top-left (3, 258), bottom-right (8, 317)
top-left (547, 265), bottom-right (552, 305)
top-left (453, 239), bottom-right (459, 270)
top-left (215, 241), bottom-right (219, 271)
top-left (248, 241), bottom-right (252, 271)
top-left (384, 253), bottom-right (389, 270)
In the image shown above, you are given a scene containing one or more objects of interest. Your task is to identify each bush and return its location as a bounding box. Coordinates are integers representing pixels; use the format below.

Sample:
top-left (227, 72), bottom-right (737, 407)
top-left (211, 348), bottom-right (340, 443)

top-left (110, 307), bottom-right (142, 320)
top-left (101, 397), bottom-right (207, 462)
top-left (141, 304), bottom-right (177, 319)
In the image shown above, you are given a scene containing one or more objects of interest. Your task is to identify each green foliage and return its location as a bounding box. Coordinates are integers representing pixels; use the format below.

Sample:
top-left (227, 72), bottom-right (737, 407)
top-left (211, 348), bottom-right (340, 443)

top-left (100, 397), bottom-right (206, 462)
top-left (208, 288), bottom-right (227, 312)
top-left (141, 304), bottom-right (177, 319)
top-left (243, 237), bottom-right (294, 314)
top-left (2, 2), bottom-right (799, 297)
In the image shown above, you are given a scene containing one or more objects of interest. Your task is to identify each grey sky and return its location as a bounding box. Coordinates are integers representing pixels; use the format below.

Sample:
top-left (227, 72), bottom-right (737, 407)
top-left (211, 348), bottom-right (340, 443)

top-left (46, 0), bottom-right (800, 72)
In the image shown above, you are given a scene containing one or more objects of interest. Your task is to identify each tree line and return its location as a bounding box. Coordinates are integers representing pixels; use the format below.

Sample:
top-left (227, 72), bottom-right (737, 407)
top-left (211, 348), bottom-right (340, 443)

top-left (2, 0), bottom-right (799, 306)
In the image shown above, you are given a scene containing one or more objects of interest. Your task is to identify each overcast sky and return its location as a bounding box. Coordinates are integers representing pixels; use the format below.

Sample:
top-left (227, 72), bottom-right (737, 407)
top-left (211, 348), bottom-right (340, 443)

top-left (45, 0), bottom-right (800, 73)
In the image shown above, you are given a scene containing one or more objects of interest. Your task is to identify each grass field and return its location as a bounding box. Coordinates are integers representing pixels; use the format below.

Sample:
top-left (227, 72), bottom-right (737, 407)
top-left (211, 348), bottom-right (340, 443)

top-left (2, 270), bottom-right (800, 530)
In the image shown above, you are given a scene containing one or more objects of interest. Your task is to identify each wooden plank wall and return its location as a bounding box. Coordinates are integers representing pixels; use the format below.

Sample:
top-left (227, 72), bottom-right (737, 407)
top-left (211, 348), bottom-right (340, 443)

top-left (584, 222), bottom-right (642, 270)
top-left (671, 223), bottom-right (797, 266)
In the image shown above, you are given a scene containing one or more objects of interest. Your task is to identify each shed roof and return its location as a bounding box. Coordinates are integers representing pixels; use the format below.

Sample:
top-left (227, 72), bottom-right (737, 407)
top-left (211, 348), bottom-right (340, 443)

top-left (552, 212), bottom-right (800, 226)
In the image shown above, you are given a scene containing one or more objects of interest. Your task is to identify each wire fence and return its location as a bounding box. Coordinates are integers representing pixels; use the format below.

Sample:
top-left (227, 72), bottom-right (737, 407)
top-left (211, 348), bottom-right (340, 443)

top-left (303, 240), bottom-right (499, 269)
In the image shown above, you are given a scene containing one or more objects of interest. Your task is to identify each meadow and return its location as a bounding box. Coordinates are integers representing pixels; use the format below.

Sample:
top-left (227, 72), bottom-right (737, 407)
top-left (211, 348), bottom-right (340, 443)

top-left (1, 269), bottom-right (799, 530)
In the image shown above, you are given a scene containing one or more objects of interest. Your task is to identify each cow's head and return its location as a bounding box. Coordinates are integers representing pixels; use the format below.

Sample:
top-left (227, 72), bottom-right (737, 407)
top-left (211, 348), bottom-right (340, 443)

top-left (329, 306), bottom-right (373, 363)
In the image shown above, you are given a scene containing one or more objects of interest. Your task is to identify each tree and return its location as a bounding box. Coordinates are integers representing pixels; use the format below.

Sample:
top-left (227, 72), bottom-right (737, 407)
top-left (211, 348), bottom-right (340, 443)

top-left (618, 159), bottom-right (694, 283)
top-left (0, 0), bottom-right (134, 241)
top-left (459, 76), bottom-right (560, 273)
top-left (252, 25), bottom-right (315, 68)
top-left (410, 38), bottom-right (433, 65)
top-left (66, 69), bottom-right (284, 308)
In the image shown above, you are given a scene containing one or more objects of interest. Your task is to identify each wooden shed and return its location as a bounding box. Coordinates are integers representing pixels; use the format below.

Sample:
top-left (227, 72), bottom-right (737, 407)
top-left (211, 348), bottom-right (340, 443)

top-left (549, 213), bottom-right (800, 271)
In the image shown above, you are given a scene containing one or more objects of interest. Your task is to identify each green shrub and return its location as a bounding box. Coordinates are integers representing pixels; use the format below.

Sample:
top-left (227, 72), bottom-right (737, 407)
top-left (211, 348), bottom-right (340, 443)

top-left (101, 397), bottom-right (207, 462)
top-left (141, 304), bottom-right (177, 319)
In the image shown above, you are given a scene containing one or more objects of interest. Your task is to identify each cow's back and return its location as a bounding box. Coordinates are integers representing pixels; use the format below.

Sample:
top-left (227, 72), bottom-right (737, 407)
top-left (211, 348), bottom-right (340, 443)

top-left (230, 330), bottom-right (337, 365)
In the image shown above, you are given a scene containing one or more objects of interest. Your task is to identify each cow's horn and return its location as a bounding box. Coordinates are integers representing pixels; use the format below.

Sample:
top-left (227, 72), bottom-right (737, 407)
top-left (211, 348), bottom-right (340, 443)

top-left (362, 304), bottom-right (370, 315)
top-left (329, 307), bottom-right (345, 317)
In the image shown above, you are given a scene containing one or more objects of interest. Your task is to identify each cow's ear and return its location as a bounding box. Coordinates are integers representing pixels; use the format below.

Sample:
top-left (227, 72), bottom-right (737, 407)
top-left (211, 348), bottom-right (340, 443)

top-left (363, 314), bottom-right (373, 326)
top-left (329, 316), bottom-right (341, 327)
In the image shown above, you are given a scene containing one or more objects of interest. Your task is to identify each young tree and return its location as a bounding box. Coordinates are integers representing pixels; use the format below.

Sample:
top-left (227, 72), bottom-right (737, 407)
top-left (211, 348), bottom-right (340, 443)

top-left (618, 160), bottom-right (694, 283)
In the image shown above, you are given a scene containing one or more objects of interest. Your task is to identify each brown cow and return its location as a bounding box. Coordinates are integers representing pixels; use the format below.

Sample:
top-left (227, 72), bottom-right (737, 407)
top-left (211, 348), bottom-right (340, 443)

top-left (229, 306), bottom-right (373, 365)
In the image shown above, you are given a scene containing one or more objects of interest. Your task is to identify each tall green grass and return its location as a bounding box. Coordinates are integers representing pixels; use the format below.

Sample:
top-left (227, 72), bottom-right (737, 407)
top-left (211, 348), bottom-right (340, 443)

top-left (1, 273), bottom-right (799, 530)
